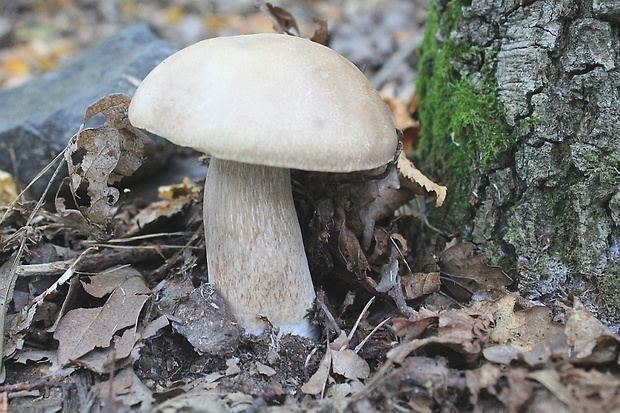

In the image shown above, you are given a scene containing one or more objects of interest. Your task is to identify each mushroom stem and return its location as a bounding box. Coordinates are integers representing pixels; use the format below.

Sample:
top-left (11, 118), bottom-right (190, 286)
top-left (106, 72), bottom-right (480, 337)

top-left (204, 158), bottom-right (316, 337)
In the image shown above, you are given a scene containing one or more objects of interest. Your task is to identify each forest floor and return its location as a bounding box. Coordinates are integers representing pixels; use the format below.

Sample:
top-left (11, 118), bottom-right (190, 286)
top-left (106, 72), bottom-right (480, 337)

top-left (1, 1), bottom-right (619, 412)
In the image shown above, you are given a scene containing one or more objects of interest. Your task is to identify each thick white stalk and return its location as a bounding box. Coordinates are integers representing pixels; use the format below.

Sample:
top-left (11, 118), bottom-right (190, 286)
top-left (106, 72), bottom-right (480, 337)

top-left (203, 158), bottom-right (316, 337)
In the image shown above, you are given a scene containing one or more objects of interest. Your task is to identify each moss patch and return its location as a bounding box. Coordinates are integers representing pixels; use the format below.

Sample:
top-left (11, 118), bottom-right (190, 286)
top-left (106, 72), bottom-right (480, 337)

top-left (416, 1), bottom-right (518, 208)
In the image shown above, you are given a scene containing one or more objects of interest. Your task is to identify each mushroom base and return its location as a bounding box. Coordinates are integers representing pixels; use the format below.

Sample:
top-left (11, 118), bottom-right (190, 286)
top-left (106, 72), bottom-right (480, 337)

top-left (203, 158), bottom-right (317, 338)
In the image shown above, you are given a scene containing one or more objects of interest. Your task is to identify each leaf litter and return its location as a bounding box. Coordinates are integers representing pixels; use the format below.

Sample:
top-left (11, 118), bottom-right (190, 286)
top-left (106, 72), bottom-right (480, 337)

top-left (0, 4), bottom-right (619, 413)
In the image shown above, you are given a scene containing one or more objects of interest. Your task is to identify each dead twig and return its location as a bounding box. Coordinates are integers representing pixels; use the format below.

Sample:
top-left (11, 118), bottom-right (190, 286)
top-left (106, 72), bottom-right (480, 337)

top-left (0, 379), bottom-right (73, 393)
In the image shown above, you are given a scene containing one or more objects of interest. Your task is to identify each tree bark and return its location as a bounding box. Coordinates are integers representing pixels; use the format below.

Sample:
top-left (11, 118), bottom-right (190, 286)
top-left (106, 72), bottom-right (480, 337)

top-left (417, 0), bottom-right (620, 330)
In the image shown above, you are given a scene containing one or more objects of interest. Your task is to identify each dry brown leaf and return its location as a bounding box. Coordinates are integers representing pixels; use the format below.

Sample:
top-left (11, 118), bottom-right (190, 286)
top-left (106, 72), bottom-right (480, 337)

top-left (261, 2), bottom-right (300, 36)
top-left (397, 151), bottom-right (446, 207)
top-left (157, 177), bottom-right (201, 201)
top-left (63, 94), bottom-right (150, 240)
top-left (392, 308), bottom-right (439, 341)
top-left (466, 364), bottom-right (533, 413)
top-left (488, 295), bottom-right (563, 350)
top-left (356, 166), bottom-right (405, 249)
top-left (338, 224), bottom-right (370, 276)
top-left (481, 294), bottom-right (569, 367)
top-left (310, 17), bottom-right (329, 45)
top-left (385, 97), bottom-right (419, 134)
top-left (331, 349), bottom-right (370, 380)
top-left (388, 308), bottom-right (490, 365)
top-left (126, 197), bottom-right (189, 236)
top-left (439, 242), bottom-right (512, 300)
top-left (528, 369), bottom-right (576, 407)
top-left (401, 272), bottom-right (441, 300)
top-left (53, 266), bottom-right (151, 369)
top-left (93, 367), bottom-right (153, 412)
top-left (301, 349), bottom-right (332, 395)
top-left (564, 298), bottom-right (620, 366)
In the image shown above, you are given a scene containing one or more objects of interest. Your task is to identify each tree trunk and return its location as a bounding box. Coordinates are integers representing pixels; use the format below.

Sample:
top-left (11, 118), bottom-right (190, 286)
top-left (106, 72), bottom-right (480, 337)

top-left (416, 0), bottom-right (620, 330)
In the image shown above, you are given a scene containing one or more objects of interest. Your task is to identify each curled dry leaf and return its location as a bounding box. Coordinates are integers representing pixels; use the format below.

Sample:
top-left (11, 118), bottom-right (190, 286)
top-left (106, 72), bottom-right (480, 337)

top-left (397, 151), bottom-right (446, 207)
top-left (301, 348), bottom-right (371, 396)
top-left (388, 308), bottom-right (491, 365)
top-left (260, 2), bottom-right (300, 36)
top-left (62, 93), bottom-right (150, 240)
top-left (529, 366), bottom-right (620, 411)
top-left (392, 308), bottom-right (440, 341)
top-left (310, 17), bottom-right (329, 45)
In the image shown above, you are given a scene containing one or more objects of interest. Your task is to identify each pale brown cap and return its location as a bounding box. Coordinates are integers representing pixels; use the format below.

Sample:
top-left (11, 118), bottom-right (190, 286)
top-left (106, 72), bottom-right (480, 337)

top-left (129, 33), bottom-right (397, 172)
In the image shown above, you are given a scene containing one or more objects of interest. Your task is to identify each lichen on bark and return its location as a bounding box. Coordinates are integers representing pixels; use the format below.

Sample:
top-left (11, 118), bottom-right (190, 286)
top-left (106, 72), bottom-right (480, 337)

top-left (417, 0), bottom-right (620, 330)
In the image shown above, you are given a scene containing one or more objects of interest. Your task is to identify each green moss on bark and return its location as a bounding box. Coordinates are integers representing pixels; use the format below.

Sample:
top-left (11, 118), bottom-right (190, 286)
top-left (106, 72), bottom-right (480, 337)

top-left (416, 1), bottom-right (518, 208)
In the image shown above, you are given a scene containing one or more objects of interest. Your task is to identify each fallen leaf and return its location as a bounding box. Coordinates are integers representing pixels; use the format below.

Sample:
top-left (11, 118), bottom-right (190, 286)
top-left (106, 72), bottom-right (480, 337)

top-left (63, 94), bottom-right (150, 240)
top-left (439, 242), bottom-right (512, 300)
top-left (331, 349), bottom-right (370, 380)
top-left (0, 170), bottom-right (18, 205)
top-left (157, 177), bottom-right (201, 201)
top-left (488, 294), bottom-right (563, 351)
top-left (310, 18), bottom-right (329, 45)
top-left (54, 266), bottom-right (151, 369)
top-left (384, 95), bottom-right (421, 155)
top-left (388, 308), bottom-right (490, 365)
top-left (260, 2), bottom-right (300, 36)
top-left (466, 364), bottom-right (532, 413)
top-left (528, 369), bottom-right (576, 407)
top-left (392, 308), bottom-right (439, 341)
top-left (326, 381), bottom-right (364, 398)
top-left (256, 362), bottom-right (277, 377)
top-left (301, 349), bottom-right (332, 395)
top-left (93, 367), bottom-right (153, 412)
top-left (397, 151), bottom-right (447, 207)
top-left (401, 272), bottom-right (441, 300)
top-left (356, 166), bottom-right (405, 249)
top-left (564, 298), bottom-right (620, 366)
top-left (477, 294), bottom-right (570, 367)
top-left (126, 197), bottom-right (190, 236)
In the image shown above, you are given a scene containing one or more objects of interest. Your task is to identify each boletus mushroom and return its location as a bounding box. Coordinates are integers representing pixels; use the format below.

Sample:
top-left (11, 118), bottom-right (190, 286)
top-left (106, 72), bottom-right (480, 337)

top-left (129, 34), bottom-right (397, 338)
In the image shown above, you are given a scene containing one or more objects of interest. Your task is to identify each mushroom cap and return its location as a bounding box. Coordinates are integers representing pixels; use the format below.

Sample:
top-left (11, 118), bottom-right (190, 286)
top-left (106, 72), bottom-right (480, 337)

top-left (129, 33), bottom-right (398, 172)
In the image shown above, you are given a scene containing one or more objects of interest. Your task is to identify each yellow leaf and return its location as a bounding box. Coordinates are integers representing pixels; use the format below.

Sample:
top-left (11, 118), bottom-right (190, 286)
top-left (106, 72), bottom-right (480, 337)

top-left (0, 170), bottom-right (18, 205)
top-left (397, 152), bottom-right (447, 207)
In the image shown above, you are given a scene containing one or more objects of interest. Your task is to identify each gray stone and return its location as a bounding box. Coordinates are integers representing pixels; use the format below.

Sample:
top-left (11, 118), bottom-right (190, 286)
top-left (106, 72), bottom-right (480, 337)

top-left (0, 24), bottom-right (179, 198)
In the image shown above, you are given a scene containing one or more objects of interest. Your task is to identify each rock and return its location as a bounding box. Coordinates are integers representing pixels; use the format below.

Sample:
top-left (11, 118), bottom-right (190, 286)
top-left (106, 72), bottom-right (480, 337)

top-left (0, 24), bottom-right (179, 199)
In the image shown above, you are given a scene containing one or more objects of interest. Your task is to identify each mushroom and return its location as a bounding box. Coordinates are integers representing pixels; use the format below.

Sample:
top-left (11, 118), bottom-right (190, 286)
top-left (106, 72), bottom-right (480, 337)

top-left (128, 34), bottom-right (397, 337)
